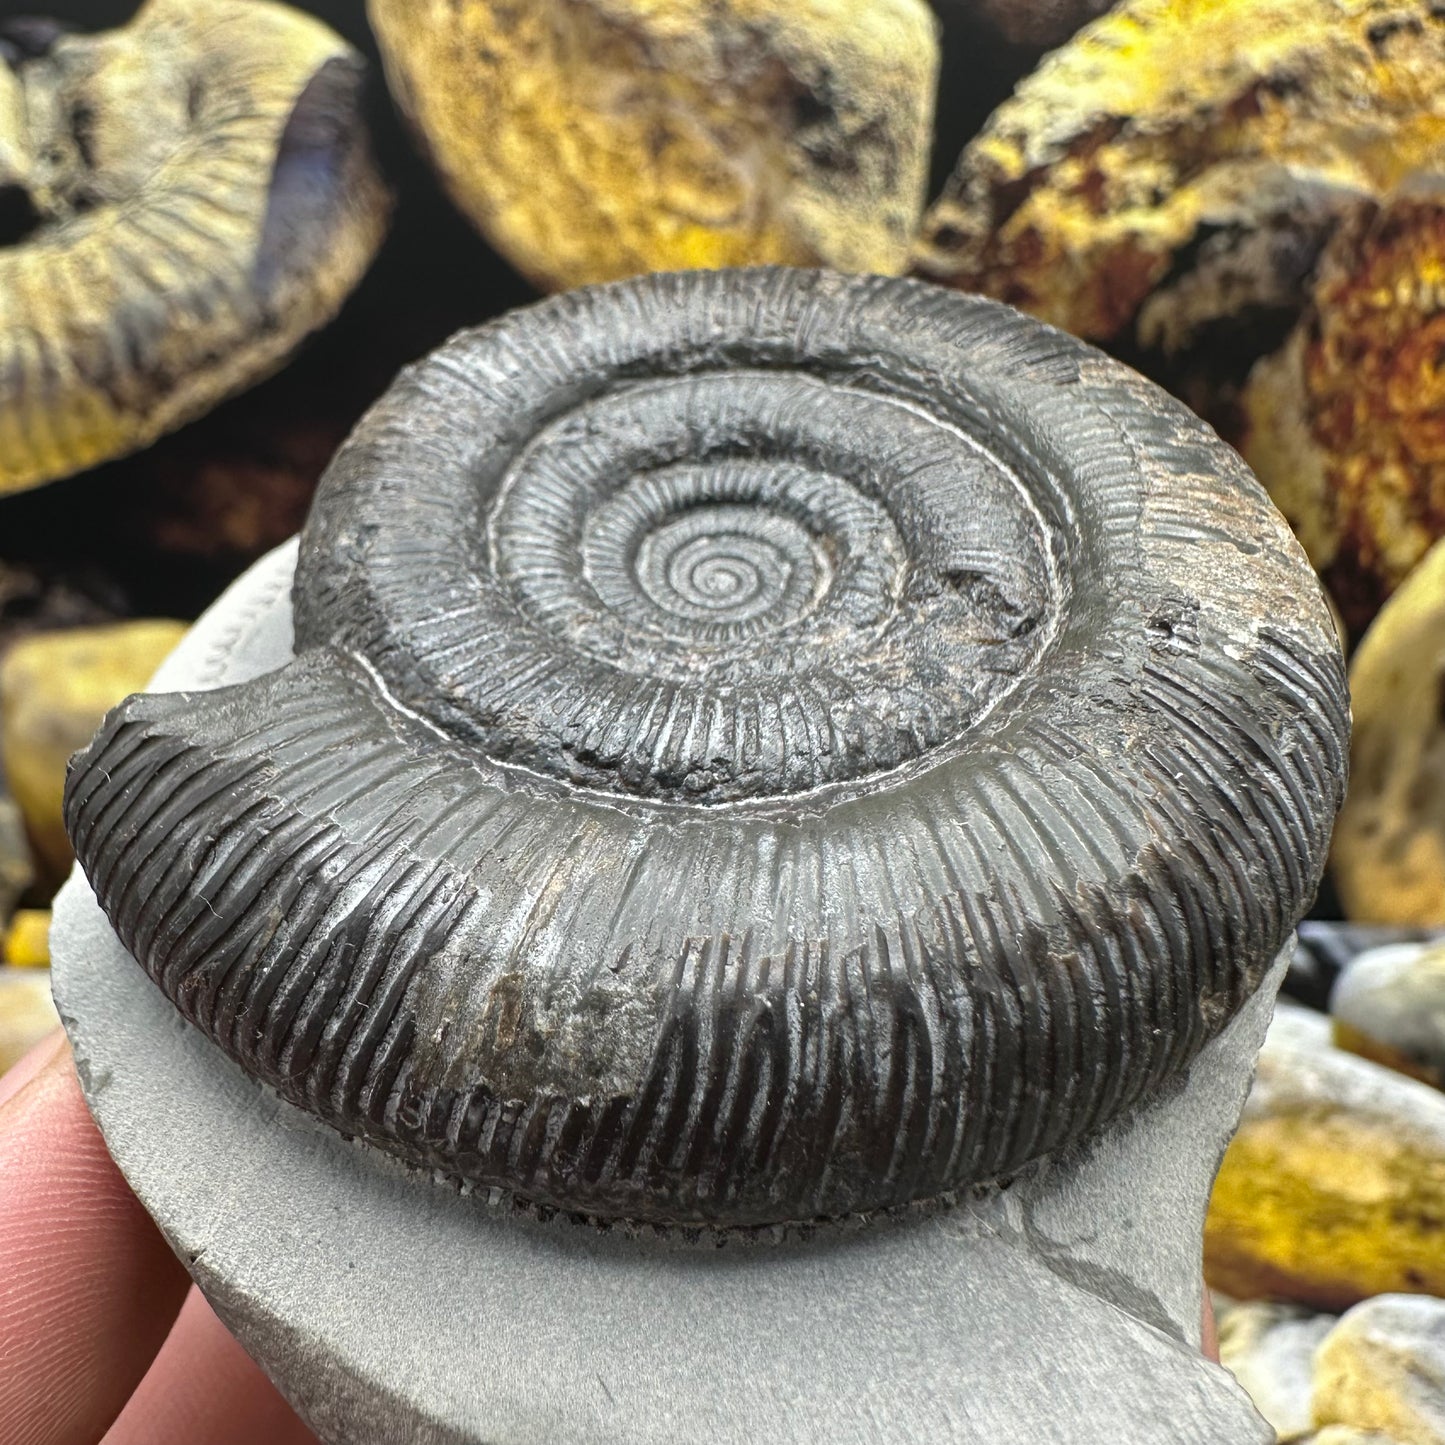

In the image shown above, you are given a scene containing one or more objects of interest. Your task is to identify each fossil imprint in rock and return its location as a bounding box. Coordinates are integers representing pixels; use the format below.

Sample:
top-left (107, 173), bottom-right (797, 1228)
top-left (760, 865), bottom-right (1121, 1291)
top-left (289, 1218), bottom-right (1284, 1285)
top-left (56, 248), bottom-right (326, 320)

top-left (65, 269), bottom-right (1349, 1226)
top-left (0, 0), bottom-right (391, 496)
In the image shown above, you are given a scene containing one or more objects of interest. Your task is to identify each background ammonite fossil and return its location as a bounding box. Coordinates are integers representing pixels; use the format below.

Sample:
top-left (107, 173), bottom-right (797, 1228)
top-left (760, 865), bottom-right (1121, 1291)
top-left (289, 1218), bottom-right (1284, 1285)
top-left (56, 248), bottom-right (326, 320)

top-left (0, 0), bottom-right (391, 495)
top-left (65, 268), bottom-right (1349, 1227)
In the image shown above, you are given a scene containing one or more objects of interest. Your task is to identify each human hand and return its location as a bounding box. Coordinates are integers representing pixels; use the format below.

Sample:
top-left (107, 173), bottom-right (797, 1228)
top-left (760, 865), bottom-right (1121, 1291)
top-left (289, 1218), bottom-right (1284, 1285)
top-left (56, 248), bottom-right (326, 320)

top-left (0, 1031), bottom-right (321, 1445)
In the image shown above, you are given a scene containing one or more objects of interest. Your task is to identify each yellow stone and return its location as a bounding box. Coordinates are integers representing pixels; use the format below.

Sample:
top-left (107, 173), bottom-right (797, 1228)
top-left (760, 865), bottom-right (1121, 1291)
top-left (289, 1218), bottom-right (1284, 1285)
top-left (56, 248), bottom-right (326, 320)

top-left (1331, 540), bottom-right (1445, 925)
top-left (0, 620), bottom-right (188, 883)
top-left (1205, 1007), bottom-right (1445, 1310)
top-left (368, 0), bottom-right (939, 291)
top-left (0, 0), bottom-right (391, 496)
top-left (3, 910), bottom-right (50, 970)
top-left (1313, 1295), bottom-right (1445, 1443)
top-left (0, 968), bottom-right (59, 1077)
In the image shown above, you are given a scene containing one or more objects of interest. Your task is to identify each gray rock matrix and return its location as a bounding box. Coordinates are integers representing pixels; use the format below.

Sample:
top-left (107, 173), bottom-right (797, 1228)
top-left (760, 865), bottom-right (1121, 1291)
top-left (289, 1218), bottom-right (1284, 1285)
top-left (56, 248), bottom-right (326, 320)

top-left (53, 540), bottom-right (1276, 1444)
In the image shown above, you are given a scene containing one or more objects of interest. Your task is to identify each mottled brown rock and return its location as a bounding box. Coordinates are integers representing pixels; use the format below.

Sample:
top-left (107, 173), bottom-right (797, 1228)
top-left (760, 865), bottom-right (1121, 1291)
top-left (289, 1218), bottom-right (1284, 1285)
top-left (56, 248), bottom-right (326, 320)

top-left (129, 417), bottom-right (336, 566)
top-left (1206, 1006), bottom-right (1445, 1310)
top-left (1332, 538), bottom-right (1445, 926)
top-left (368, 0), bottom-right (938, 291)
top-left (0, 0), bottom-right (390, 495)
top-left (1314, 1295), bottom-right (1445, 1443)
top-left (1239, 197), bottom-right (1445, 633)
top-left (0, 620), bottom-right (186, 882)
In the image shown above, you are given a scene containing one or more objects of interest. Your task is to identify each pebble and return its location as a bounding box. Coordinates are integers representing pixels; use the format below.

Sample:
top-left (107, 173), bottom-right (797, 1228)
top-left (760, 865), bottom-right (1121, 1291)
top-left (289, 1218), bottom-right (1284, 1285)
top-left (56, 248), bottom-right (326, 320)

top-left (1205, 1004), bottom-right (1445, 1309)
top-left (1331, 539), bottom-right (1445, 925)
top-left (368, 0), bottom-right (939, 291)
top-left (3, 908), bottom-right (48, 968)
top-left (1331, 942), bottom-right (1445, 1089)
top-left (1218, 1300), bottom-right (1335, 1442)
top-left (0, 620), bottom-right (187, 882)
top-left (1314, 1295), bottom-right (1445, 1443)
top-left (0, 966), bottom-right (58, 1076)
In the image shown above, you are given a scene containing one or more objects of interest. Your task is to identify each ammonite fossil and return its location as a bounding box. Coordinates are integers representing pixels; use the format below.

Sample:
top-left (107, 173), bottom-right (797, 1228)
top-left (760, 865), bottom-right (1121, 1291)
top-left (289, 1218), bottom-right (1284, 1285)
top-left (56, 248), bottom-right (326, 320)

top-left (366, 0), bottom-right (938, 291)
top-left (65, 269), bottom-right (1349, 1227)
top-left (913, 0), bottom-right (1445, 363)
top-left (0, 0), bottom-right (391, 496)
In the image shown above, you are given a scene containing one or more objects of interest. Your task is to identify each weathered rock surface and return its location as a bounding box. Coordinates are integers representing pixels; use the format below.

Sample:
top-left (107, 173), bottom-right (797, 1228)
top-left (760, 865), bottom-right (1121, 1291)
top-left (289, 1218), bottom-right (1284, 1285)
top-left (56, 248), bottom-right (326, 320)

top-left (1314, 1295), bottom-right (1445, 1443)
top-left (0, 620), bottom-right (187, 882)
top-left (1206, 1004), bottom-right (1445, 1309)
top-left (369, 0), bottom-right (939, 290)
top-left (1331, 942), bottom-right (1445, 1088)
top-left (1331, 540), bottom-right (1445, 926)
top-left (1219, 1300), bottom-right (1336, 1441)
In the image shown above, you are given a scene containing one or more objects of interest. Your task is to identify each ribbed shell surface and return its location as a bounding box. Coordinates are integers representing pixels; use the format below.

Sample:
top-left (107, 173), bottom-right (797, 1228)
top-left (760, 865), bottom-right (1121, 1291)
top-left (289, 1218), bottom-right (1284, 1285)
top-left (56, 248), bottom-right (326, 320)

top-left (0, 0), bottom-right (390, 494)
top-left (65, 269), bottom-right (1349, 1225)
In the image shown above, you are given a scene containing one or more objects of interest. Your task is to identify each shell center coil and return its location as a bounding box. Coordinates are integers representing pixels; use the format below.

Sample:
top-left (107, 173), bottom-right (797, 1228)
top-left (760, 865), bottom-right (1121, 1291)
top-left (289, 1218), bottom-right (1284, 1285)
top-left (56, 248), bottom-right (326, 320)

top-left (485, 368), bottom-right (1062, 803)
top-left (633, 505), bottom-right (827, 633)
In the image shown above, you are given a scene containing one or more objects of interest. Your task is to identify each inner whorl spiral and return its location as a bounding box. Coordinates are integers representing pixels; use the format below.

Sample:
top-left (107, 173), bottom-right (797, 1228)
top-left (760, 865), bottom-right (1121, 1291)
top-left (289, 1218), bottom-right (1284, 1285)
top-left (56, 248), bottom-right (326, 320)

top-left (66, 269), bottom-right (1349, 1227)
top-left (304, 291), bottom-right (1061, 804)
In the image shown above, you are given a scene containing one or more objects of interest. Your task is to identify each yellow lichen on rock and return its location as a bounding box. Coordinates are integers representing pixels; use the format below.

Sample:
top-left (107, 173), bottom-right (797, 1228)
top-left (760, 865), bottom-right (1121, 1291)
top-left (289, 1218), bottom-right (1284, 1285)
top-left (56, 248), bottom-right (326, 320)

top-left (1205, 1008), bottom-right (1445, 1310)
top-left (0, 0), bottom-right (391, 496)
top-left (368, 0), bottom-right (938, 291)
top-left (915, 0), bottom-right (1445, 353)
top-left (1331, 539), bottom-right (1445, 925)
top-left (0, 620), bottom-right (187, 883)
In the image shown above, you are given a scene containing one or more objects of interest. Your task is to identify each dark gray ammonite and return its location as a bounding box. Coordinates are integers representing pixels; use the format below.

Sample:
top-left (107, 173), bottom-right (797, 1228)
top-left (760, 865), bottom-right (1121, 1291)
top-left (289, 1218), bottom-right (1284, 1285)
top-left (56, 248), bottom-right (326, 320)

top-left (64, 268), bottom-right (1349, 1227)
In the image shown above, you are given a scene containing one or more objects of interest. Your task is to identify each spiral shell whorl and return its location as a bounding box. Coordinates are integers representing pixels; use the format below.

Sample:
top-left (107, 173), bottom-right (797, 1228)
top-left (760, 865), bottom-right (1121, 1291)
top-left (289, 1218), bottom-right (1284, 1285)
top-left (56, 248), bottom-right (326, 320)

top-left (301, 274), bottom-right (1063, 804)
top-left (67, 269), bottom-right (1349, 1226)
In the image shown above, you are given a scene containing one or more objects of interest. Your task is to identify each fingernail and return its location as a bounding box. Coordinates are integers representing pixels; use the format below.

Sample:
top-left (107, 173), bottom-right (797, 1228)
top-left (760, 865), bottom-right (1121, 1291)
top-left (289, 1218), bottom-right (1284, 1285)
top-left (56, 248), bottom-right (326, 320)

top-left (0, 1029), bottom-right (67, 1113)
